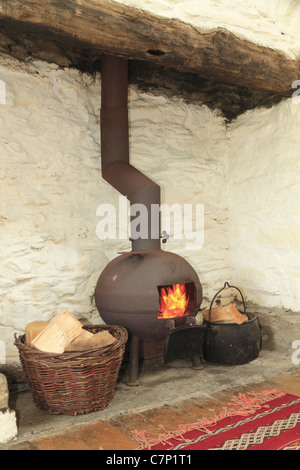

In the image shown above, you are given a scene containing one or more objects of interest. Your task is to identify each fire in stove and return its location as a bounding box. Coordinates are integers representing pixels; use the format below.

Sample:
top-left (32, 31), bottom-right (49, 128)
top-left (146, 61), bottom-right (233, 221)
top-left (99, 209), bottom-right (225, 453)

top-left (158, 283), bottom-right (194, 319)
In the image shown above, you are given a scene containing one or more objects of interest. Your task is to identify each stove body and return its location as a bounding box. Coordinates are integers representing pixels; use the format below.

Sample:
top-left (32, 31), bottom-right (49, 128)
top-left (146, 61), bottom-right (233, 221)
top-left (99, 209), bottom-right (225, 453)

top-left (95, 250), bottom-right (202, 342)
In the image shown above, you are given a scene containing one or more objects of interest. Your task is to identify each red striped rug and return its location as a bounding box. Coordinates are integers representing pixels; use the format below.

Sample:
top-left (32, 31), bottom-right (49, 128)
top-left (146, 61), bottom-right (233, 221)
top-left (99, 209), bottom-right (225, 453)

top-left (134, 389), bottom-right (300, 450)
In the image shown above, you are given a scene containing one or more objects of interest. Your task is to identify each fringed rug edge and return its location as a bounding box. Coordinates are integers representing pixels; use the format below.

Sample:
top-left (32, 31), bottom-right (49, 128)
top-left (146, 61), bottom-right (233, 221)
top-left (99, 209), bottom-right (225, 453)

top-left (133, 388), bottom-right (286, 450)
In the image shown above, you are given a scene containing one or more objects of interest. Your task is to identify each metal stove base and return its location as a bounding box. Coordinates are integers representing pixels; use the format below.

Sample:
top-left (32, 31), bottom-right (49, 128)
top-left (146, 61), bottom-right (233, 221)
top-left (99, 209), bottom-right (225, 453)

top-left (126, 325), bottom-right (206, 386)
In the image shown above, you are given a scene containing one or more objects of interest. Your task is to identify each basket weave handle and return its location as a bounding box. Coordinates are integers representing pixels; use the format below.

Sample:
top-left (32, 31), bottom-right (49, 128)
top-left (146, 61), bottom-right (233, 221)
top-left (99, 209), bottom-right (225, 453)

top-left (209, 281), bottom-right (247, 322)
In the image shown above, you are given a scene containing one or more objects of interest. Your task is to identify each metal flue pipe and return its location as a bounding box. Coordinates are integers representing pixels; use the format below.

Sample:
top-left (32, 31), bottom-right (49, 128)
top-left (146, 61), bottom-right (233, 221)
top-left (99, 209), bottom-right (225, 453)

top-left (100, 54), bottom-right (161, 251)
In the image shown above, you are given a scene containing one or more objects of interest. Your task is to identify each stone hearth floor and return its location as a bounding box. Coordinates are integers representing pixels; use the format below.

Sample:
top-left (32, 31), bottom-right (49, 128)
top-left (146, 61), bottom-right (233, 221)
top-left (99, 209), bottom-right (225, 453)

top-left (2, 364), bottom-right (300, 450)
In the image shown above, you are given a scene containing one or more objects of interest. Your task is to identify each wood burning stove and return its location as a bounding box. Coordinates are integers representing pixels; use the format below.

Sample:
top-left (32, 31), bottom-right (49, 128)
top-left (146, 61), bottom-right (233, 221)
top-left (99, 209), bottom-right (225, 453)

top-left (95, 54), bottom-right (203, 385)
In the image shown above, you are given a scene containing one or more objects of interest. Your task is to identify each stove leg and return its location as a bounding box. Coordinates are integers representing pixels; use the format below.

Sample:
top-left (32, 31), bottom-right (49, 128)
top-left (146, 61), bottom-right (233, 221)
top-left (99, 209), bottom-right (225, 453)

top-left (191, 355), bottom-right (204, 370)
top-left (127, 335), bottom-right (140, 386)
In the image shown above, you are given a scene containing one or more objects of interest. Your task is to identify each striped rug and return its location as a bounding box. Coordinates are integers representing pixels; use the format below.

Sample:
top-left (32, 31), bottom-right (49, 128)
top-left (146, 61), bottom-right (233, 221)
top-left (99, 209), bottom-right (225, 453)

top-left (134, 389), bottom-right (300, 450)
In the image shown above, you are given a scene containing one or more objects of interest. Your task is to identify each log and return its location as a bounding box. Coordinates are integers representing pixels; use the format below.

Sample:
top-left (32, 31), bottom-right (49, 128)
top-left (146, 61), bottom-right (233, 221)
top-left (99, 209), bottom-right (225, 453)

top-left (25, 321), bottom-right (49, 347)
top-left (65, 330), bottom-right (116, 352)
top-left (0, 0), bottom-right (298, 96)
top-left (64, 328), bottom-right (94, 351)
top-left (202, 303), bottom-right (248, 324)
top-left (31, 311), bottom-right (83, 353)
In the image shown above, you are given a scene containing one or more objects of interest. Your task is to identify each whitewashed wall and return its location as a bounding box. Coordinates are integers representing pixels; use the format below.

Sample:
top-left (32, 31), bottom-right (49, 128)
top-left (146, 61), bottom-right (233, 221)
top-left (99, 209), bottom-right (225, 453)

top-left (0, 54), bottom-right (230, 363)
top-left (227, 100), bottom-right (300, 311)
top-left (113, 0), bottom-right (300, 313)
top-left (0, 0), bottom-right (299, 366)
top-left (0, 57), bottom-right (104, 362)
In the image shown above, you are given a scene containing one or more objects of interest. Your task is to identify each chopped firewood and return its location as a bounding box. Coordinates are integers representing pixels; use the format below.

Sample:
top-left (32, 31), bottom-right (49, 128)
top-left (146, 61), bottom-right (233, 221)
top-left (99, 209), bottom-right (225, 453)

top-left (64, 328), bottom-right (94, 351)
top-left (31, 311), bottom-right (83, 354)
top-left (202, 303), bottom-right (248, 325)
top-left (65, 330), bottom-right (116, 352)
top-left (25, 321), bottom-right (49, 347)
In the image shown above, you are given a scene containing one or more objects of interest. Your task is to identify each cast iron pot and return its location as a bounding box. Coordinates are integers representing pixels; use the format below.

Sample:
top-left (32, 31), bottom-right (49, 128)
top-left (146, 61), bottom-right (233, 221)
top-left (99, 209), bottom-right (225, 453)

top-left (203, 282), bottom-right (262, 366)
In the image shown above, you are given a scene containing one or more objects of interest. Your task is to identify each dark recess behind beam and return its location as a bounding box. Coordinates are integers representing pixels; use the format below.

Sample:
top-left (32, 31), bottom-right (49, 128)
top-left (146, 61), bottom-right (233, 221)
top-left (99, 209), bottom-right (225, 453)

top-left (129, 61), bottom-right (283, 122)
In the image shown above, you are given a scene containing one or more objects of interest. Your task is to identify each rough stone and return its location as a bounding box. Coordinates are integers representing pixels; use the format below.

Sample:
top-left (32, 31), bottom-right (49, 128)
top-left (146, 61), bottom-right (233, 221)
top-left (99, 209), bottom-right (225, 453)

top-left (227, 100), bottom-right (300, 311)
top-left (0, 373), bottom-right (18, 444)
top-left (0, 373), bottom-right (8, 410)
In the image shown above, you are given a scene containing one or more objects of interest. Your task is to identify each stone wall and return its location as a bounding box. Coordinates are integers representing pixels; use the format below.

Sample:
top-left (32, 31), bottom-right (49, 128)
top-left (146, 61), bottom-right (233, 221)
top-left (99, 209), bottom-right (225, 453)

top-left (0, 56), bottom-right (103, 363)
top-left (228, 100), bottom-right (300, 311)
top-left (0, 373), bottom-right (17, 443)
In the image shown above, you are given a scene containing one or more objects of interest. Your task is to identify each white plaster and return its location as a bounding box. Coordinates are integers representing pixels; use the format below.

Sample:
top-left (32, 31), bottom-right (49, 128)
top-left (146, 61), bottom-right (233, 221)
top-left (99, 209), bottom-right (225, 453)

top-left (0, 374), bottom-right (17, 444)
top-left (227, 99), bottom-right (300, 311)
top-left (0, 409), bottom-right (18, 444)
top-left (115, 0), bottom-right (300, 59)
top-left (0, 57), bottom-right (107, 341)
top-left (128, 88), bottom-right (232, 303)
top-left (0, 373), bottom-right (8, 409)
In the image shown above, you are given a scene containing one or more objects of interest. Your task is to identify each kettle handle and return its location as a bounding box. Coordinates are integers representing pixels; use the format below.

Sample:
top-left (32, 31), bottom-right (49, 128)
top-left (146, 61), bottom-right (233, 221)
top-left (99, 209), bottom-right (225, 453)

top-left (209, 281), bottom-right (247, 322)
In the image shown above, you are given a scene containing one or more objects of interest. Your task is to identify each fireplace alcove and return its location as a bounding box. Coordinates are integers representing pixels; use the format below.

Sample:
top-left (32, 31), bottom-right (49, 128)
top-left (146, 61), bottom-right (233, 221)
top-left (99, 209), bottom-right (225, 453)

top-left (0, 3), bottom-right (299, 446)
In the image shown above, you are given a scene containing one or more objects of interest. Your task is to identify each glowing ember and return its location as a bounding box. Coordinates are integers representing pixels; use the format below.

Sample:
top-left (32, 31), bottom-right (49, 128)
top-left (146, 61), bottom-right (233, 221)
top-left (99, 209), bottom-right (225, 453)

top-left (158, 283), bottom-right (190, 319)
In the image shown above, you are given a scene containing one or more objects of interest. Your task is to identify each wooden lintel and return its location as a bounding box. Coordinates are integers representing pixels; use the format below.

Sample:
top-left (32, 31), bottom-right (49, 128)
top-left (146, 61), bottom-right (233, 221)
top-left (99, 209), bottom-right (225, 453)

top-left (0, 0), bottom-right (298, 96)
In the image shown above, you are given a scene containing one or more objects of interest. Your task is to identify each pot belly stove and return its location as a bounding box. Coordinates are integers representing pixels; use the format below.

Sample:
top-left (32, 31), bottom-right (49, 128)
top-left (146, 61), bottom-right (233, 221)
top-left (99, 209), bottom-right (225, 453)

top-left (95, 54), bottom-right (203, 385)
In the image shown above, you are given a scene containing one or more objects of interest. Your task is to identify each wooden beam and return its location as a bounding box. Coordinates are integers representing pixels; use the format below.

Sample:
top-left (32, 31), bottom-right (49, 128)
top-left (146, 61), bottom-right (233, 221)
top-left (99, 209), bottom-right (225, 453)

top-left (0, 0), bottom-right (298, 96)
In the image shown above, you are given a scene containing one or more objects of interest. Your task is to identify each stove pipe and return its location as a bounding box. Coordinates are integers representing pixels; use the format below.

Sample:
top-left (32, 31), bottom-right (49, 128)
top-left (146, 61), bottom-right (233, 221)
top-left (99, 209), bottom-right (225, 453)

top-left (101, 54), bottom-right (161, 251)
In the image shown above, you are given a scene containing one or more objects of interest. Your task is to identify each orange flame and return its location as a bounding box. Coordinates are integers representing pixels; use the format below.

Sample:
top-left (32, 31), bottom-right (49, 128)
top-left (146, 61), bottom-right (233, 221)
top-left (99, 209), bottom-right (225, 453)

top-left (158, 284), bottom-right (190, 319)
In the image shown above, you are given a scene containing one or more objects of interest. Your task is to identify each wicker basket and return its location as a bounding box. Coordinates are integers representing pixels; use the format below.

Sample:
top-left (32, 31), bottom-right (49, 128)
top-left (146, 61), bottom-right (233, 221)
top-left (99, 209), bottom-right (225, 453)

top-left (14, 325), bottom-right (128, 416)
